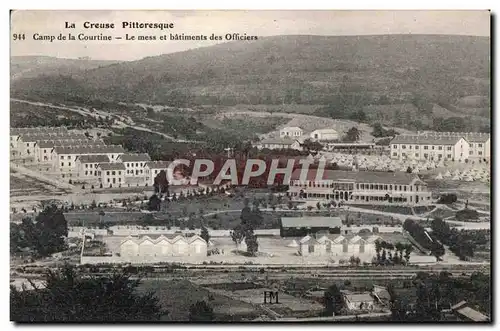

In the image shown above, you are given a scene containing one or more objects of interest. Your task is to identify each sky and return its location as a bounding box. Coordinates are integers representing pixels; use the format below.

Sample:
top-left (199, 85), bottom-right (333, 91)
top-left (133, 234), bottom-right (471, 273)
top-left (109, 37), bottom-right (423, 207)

top-left (10, 10), bottom-right (491, 61)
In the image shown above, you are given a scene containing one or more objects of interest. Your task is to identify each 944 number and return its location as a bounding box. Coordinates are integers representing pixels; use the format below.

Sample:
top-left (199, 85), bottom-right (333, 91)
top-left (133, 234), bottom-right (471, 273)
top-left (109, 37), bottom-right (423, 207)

top-left (13, 34), bottom-right (26, 41)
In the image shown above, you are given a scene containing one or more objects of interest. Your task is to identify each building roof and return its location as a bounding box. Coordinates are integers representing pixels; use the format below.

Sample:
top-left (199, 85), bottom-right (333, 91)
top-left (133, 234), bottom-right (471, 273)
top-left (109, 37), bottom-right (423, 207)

top-left (258, 138), bottom-right (298, 146)
top-left (391, 135), bottom-right (463, 146)
top-left (77, 155), bottom-right (110, 163)
top-left (290, 169), bottom-right (422, 185)
top-left (54, 145), bottom-right (125, 155)
top-left (118, 153), bottom-right (152, 162)
top-left (455, 307), bottom-right (489, 322)
top-left (281, 217), bottom-right (342, 229)
top-left (37, 139), bottom-right (92, 148)
top-left (145, 161), bottom-right (171, 169)
top-left (121, 234), bottom-right (206, 246)
top-left (417, 131), bottom-right (490, 143)
top-left (98, 163), bottom-right (126, 171)
top-left (10, 127), bottom-right (68, 135)
top-left (342, 292), bottom-right (375, 303)
top-left (281, 126), bottom-right (303, 131)
top-left (450, 301), bottom-right (489, 322)
top-left (311, 128), bottom-right (339, 134)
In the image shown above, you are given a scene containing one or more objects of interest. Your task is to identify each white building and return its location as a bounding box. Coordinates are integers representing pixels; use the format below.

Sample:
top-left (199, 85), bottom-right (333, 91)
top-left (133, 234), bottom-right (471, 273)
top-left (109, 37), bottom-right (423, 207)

top-left (253, 138), bottom-right (302, 150)
top-left (416, 132), bottom-right (490, 160)
top-left (10, 127), bottom-right (69, 157)
top-left (75, 154), bottom-right (110, 183)
top-left (145, 161), bottom-right (172, 186)
top-left (288, 169), bottom-right (432, 206)
top-left (97, 162), bottom-right (126, 188)
top-left (390, 135), bottom-right (470, 162)
top-left (299, 234), bottom-right (379, 257)
top-left (309, 128), bottom-right (339, 142)
top-left (117, 153), bottom-right (151, 186)
top-left (53, 145), bottom-right (125, 179)
top-left (119, 234), bottom-right (208, 259)
top-left (279, 126), bottom-right (303, 138)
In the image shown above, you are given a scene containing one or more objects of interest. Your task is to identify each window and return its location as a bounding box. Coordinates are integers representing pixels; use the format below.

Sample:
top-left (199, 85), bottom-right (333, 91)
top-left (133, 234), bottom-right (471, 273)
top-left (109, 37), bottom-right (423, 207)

top-left (409, 146), bottom-right (412, 150)
top-left (119, 178), bottom-right (122, 182)
top-left (415, 153), bottom-right (419, 158)
top-left (44, 150), bottom-right (47, 154)
top-left (424, 146), bottom-right (428, 150)
top-left (424, 153), bottom-right (428, 159)
top-left (447, 146), bottom-right (452, 151)
top-left (61, 156), bottom-right (64, 160)
top-left (132, 163), bottom-right (134, 167)
top-left (112, 155), bottom-right (114, 159)
top-left (431, 146), bottom-right (435, 150)
top-left (85, 171), bottom-right (88, 175)
top-left (469, 151), bottom-right (473, 155)
top-left (107, 178), bottom-right (110, 183)
top-left (402, 153), bottom-right (406, 157)
top-left (392, 145), bottom-right (397, 149)
top-left (479, 151), bottom-right (483, 155)
top-left (112, 171), bottom-right (116, 175)
top-left (61, 162), bottom-right (64, 166)
top-left (119, 171), bottom-right (121, 175)
top-left (140, 170), bottom-right (143, 174)
top-left (106, 171), bottom-right (110, 175)
top-left (135, 163), bottom-right (139, 167)
top-left (85, 164), bottom-right (88, 169)
top-left (404, 186), bottom-right (407, 192)
top-left (26, 143), bottom-right (29, 147)
top-left (415, 146), bottom-right (419, 150)
top-left (438, 146), bottom-right (443, 150)
top-left (478, 144), bottom-right (483, 148)
top-left (402, 145), bottom-right (406, 149)
top-left (68, 162), bottom-right (71, 166)
top-left (447, 154), bottom-right (452, 159)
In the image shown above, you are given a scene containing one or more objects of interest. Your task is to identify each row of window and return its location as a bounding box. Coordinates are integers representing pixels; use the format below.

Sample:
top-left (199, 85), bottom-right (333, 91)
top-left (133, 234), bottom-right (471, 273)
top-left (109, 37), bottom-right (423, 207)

top-left (392, 152), bottom-right (479, 158)
top-left (61, 162), bottom-right (72, 167)
top-left (395, 145), bottom-right (453, 151)
top-left (127, 169), bottom-right (143, 175)
top-left (106, 171), bottom-right (122, 176)
top-left (356, 183), bottom-right (417, 192)
top-left (126, 162), bottom-right (146, 168)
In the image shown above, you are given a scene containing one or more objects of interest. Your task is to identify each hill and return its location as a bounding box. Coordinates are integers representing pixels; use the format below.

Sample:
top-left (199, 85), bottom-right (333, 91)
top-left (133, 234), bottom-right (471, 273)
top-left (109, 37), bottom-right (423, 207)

top-left (10, 35), bottom-right (490, 132)
top-left (10, 56), bottom-right (120, 81)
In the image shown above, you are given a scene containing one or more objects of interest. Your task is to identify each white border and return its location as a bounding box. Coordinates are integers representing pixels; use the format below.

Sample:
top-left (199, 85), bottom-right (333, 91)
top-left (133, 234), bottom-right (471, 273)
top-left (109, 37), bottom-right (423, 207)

top-left (2, 1), bottom-right (498, 331)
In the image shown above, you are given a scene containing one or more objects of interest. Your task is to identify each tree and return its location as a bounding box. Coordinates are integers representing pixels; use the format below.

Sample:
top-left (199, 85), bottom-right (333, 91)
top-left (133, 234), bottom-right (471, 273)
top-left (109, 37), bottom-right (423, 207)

top-left (10, 265), bottom-right (165, 322)
top-left (406, 166), bottom-right (413, 174)
top-left (431, 243), bottom-right (445, 261)
top-left (188, 300), bottom-right (214, 322)
top-left (245, 229), bottom-right (259, 256)
top-left (200, 225), bottom-right (210, 244)
top-left (302, 139), bottom-right (323, 152)
top-left (230, 224), bottom-right (245, 250)
top-left (147, 195), bottom-right (161, 211)
top-left (324, 284), bottom-right (343, 316)
top-left (404, 244), bottom-right (413, 263)
top-left (343, 127), bottom-right (361, 143)
top-left (153, 170), bottom-right (169, 195)
top-left (98, 210), bottom-right (105, 226)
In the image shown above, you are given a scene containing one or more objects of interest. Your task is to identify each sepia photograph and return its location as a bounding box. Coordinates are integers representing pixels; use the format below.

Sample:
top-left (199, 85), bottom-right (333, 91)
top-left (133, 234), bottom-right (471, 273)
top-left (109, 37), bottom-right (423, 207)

top-left (9, 9), bottom-right (491, 323)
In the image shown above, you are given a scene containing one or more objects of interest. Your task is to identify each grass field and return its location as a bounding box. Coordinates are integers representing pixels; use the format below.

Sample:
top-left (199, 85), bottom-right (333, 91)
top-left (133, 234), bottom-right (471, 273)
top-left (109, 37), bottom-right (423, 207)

top-left (137, 279), bottom-right (264, 321)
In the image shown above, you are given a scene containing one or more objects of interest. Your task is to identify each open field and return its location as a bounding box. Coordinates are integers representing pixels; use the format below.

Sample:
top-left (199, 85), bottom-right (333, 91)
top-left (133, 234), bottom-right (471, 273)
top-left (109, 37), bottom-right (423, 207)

top-left (137, 279), bottom-right (264, 321)
top-left (10, 171), bottom-right (66, 197)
